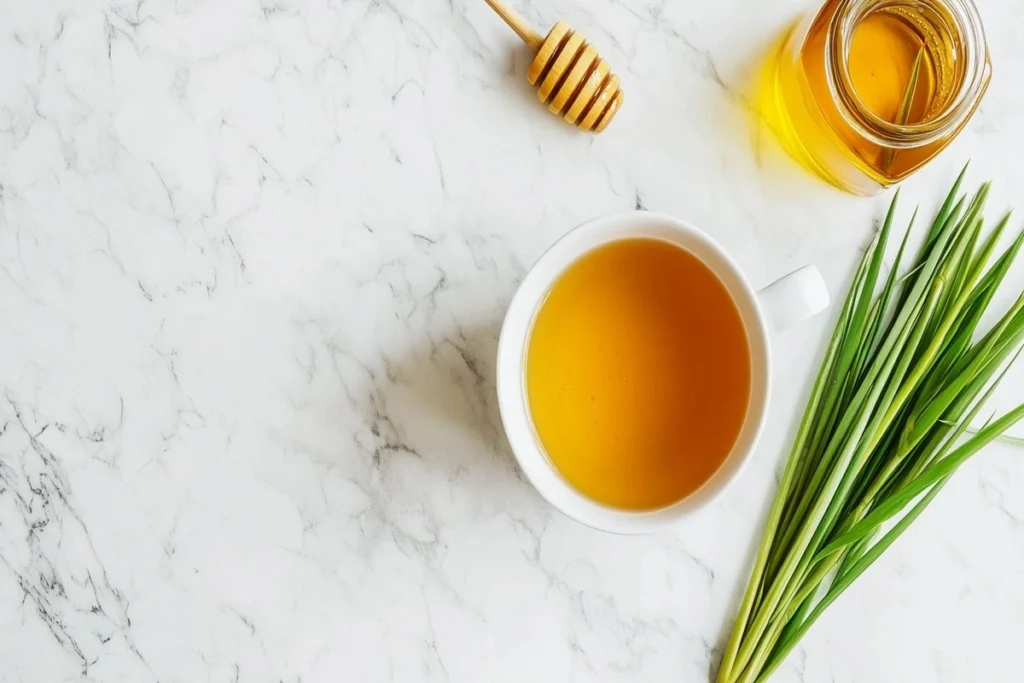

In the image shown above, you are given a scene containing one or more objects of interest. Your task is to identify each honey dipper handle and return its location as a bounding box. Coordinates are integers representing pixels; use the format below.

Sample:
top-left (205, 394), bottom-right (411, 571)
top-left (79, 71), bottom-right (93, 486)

top-left (484, 0), bottom-right (544, 52)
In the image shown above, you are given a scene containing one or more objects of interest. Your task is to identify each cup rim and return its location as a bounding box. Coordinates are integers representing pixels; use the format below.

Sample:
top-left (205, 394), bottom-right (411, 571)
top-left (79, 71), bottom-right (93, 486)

top-left (496, 211), bottom-right (773, 534)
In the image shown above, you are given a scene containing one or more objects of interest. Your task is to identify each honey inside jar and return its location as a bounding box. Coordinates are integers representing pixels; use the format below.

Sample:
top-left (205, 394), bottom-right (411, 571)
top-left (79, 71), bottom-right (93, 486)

top-left (844, 11), bottom-right (937, 125)
top-left (762, 0), bottom-right (991, 195)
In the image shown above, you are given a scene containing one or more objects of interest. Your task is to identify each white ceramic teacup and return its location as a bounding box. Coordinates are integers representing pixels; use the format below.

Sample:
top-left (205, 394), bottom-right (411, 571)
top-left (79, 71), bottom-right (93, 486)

top-left (496, 211), bottom-right (830, 534)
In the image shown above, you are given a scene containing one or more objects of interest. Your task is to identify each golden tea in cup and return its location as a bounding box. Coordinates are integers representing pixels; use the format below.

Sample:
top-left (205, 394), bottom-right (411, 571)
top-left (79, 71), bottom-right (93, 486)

top-left (525, 238), bottom-right (752, 511)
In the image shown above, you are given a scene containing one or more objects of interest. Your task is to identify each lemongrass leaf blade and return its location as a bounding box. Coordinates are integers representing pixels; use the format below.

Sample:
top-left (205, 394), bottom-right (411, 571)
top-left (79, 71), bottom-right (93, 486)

top-left (881, 48), bottom-right (924, 174)
top-left (856, 210), bottom-right (915, 381)
top-left (825, 401), bottom-right (1024, 554)
top-left (759, 478), bottom-right (949, 682)
top-left (719, 176), bottom-right (1024, 683)
top-left (938, 421), bottom-right (1024, 446)
top-left (818, 345), bottom-right (1021, 560)
top-left (716, 253), bottom-right (867, 682)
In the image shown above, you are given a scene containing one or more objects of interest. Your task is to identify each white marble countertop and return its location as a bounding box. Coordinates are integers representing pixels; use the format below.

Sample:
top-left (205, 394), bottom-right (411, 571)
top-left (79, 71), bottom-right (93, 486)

top-left (3, 1), bottom-right (1024, 681)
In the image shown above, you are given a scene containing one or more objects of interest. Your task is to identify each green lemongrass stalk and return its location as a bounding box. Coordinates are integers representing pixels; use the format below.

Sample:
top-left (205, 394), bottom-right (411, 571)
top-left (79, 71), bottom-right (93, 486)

top-left (766, 219), bottom-right (894, 583)
top-left (729, 200), bottom-right (1024, 679)
top-left (733, 279), bottom-right (945, 679)
top-left (819, 399), bottom-right (1024, 558)
top-left (939, 421), bottom-right (1024, 446)
top-left (827, 291), bottom-right (1024, 539)
top-left (770, 370), bottom-right (1013, 677)
top-left (763, 191), bottom-right (1015, 671)
top-left (717, 173), bottom-right (1024, 683)
top-left (764, 411), bottom-right (1013, 682)
top-left (904, 294), bottom-right (1024, 449)
top-left (860, 342), bottom-right (1024, 533)
top-left (815, 345), bottom-right (1021, 566)
top-left (765, 206), bottom-right (934, 587)
top-left (738, 202), bottom-right (958, 676)
top-left (749, 199), bottom-right (963, 635)
top-left (841, 421), bottom-right (905, 523)
top-left (715, 244), bottom-right (861, 683)
top-left (730, 260), bottom-right (938, 679)
top-left (772, 253), bottom-right (871, 550)
top-left (881, 47), bottom-right (924, 174)
top-left (878, 340), bottom-right (1021, 506)
top-left (757, 477), bottom-right (948, 683)
top-left (926, 227), bottom-right (1024, 392)
top-left (780, 239), bottom-right (1019, 649)
top-left (855, 215), bottom-right (916, 381)
top-left (893, 168), bottom-right (968, 312)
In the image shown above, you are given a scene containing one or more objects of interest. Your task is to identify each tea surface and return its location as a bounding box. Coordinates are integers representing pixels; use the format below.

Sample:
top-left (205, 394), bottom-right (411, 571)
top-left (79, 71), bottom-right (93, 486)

top-left (526, 238), bottom-right (752, 511)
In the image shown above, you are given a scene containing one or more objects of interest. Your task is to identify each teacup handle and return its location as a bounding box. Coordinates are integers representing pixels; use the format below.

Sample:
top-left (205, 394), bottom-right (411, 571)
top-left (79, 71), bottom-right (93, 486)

top-left (758, 265), bottom-right (830, 334)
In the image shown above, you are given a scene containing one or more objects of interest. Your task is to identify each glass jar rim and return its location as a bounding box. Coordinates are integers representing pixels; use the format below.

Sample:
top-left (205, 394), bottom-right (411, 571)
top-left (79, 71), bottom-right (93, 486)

top-left (824, 0), bottom-right (991, 148)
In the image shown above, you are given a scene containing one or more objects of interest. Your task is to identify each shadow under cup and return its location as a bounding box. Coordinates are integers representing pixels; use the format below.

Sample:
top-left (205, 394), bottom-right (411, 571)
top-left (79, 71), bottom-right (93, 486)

top-left (497, 212), bottom-right (772, 534)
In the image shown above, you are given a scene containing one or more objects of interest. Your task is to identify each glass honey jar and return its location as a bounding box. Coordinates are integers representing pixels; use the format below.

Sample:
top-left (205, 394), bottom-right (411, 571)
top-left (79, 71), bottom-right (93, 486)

top-left (764, 0), bottom-right (991, 195)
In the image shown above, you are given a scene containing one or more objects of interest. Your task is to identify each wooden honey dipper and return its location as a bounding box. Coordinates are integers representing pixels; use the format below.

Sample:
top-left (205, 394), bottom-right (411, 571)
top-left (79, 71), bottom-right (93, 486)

top-left (484, 0), bottom-right (623, 133)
